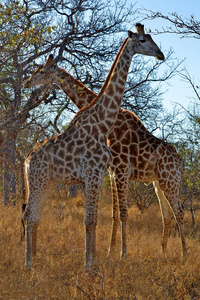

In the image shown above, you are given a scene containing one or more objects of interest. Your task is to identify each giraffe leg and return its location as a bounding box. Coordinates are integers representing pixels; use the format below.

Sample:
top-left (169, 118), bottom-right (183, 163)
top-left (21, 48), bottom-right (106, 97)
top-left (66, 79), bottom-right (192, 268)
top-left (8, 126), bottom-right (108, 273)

top-left (169, 199), bottom-right (187, 257)
top-left (25, 220), bottom-right (34, 268)
top-left (32, 223), bottom-right (38, 256)
top-left (31, 181), bottom-right (55, 257)
top-left (84, 176), bottom-right (101, 268)
top-left (153, 181), bottom-right (174, 252)
top-left (116, 174), bottom-right (129, 259)
top-left (91, 226), bottom-right (97, 264)
top-left (108, 171), bottom-right (119, 255)
top-left (85, 213), bottom-right (98, 268)
top-left (24, 178), bottom-right (54, 268)
top-left (158, 183), bottom-right (187, 257)
top-left (121, 217), bottom-right (127, 258)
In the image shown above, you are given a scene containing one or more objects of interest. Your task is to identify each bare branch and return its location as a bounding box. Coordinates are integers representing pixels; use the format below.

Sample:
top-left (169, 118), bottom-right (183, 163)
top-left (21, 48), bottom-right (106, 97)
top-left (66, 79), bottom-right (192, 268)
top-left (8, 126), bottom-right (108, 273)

top-left (178, 70), bottom-right (200, 101)
top-left (140, 9), bottom-right (200, 39)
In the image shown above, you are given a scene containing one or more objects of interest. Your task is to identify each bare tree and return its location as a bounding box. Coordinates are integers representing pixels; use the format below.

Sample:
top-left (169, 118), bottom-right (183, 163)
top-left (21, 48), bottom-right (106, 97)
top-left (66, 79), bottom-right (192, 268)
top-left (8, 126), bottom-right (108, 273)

top-left (0, 0), bottom-right (135, 205)
top-left (128, 181), bottom-right (156, 216)
top-left (176, 70), bottom-right (200, 124)
top-left (140, 10), bottom-right (200, 39)
top-left (0, 0), bottom-right (182, 205)
top-left (122, 49), bottom-right (183, 126)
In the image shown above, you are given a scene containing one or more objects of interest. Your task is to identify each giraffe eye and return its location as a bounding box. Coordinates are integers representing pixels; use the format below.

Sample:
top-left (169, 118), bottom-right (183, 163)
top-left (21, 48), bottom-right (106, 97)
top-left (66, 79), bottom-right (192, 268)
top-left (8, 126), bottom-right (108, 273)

top-left (140, 38), bottom-right (146, 43)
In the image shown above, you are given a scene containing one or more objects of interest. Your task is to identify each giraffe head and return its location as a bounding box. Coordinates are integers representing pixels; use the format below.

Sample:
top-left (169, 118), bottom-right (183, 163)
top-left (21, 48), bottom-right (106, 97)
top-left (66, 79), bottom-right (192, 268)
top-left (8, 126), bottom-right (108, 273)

top-left (24, 54), bottom-right (58, 88)
top-left (128, 23), bottom-right (164, 60)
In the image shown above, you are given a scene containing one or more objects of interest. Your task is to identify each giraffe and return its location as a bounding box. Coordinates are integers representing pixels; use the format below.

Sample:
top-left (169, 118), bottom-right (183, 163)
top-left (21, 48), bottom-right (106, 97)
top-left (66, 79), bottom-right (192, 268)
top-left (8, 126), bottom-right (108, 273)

top-left (24, 50), bottom-right (187, 260)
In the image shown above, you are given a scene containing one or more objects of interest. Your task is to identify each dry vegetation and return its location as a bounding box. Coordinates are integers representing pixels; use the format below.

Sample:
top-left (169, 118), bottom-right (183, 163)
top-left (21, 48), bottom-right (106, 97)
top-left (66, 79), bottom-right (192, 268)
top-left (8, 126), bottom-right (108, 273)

top-left (0, 189), bottom-right (200, 300)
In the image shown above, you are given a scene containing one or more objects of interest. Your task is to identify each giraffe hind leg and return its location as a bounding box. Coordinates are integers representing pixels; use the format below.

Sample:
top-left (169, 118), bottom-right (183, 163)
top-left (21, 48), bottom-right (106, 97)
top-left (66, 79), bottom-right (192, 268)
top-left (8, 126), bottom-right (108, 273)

top-left (24, 180), bottom-right (55, 268)
top-left (166, 197), bottom-right (187, 256)
top-left (108, 171), bottom-right (119, 256)
top-left (21, 203), bottom-right (26, 242)
top-left (116, 174), bottom-right (129, 259)
top-left (155, 181), bottom-right (187, 257)
top-left (153, 181), bottom-right (174, 252)
top-left (173, 203), bottom-right (187, 257)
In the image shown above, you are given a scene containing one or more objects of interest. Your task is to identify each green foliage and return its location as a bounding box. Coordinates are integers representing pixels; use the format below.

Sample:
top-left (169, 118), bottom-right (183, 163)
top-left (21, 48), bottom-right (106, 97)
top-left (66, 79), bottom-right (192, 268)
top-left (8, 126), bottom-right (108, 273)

top-left (0, 1), bottom-right (57, 68)
top-left (175, 115), bottom-right (200, 207)
top-left (180, 143), bottom-right (200, 190)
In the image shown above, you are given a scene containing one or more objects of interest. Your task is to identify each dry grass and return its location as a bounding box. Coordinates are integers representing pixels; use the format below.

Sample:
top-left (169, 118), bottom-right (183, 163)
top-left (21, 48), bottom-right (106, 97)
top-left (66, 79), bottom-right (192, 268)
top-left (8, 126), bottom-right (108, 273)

top-left (0, 191), bottom-right (200, 300)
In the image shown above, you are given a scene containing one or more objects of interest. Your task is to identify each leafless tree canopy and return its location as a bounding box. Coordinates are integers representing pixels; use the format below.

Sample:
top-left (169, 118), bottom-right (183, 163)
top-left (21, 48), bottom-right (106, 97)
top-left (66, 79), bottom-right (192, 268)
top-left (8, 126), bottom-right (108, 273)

top-left (140, 9), bottom-right (200, 39)
top-left (0, 0), bottom-right (189, 205)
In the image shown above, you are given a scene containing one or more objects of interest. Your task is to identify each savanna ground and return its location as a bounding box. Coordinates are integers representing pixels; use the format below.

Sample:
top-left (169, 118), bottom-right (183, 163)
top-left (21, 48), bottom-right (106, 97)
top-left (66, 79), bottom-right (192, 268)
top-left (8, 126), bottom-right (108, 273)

top-left (0, 187), bottom-right (200, 300)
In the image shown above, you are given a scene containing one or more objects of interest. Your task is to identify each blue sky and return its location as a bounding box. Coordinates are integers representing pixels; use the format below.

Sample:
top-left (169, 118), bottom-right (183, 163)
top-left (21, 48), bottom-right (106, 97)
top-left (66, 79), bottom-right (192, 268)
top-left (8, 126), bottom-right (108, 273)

top-left (129, 0), bottom-right (200, 113)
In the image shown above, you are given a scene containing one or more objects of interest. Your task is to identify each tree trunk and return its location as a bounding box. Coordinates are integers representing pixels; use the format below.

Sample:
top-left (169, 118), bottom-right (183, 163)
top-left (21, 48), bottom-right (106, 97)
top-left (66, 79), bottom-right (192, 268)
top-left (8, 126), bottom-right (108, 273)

top-left (2, 137), bottom-right (16, 206)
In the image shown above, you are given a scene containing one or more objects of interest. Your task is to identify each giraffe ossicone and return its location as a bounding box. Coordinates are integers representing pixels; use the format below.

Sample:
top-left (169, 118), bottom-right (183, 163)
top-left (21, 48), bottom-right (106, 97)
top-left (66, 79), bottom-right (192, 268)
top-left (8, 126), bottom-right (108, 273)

top-left (23, 24), bottom-right (186, 269)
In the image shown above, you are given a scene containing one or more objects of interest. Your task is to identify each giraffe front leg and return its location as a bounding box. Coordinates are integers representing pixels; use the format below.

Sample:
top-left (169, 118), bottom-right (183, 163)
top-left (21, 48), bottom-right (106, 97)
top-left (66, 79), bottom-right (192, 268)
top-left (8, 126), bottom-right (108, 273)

top-left (25, 220), bottom-right (34, 268)
top-left (32, 223), bottom-right (38, 256)
top-left (84, 177), bottom-right (100, 269)
top-left (91, 226), bottom-right (98, 265)
top-left (121, 219), bottom-right (127, 258)
top-left (85, 211), bottom-right (98, 268)
top-left (85, 223), bottom-right (92, 268)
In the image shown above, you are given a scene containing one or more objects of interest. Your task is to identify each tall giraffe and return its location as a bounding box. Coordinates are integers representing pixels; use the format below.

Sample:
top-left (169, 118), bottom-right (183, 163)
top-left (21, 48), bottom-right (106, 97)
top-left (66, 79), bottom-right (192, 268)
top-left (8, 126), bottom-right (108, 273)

top-left (25, 50), bottom-right (187, 259)
top-left (24, 24), bottom-right (187, 260)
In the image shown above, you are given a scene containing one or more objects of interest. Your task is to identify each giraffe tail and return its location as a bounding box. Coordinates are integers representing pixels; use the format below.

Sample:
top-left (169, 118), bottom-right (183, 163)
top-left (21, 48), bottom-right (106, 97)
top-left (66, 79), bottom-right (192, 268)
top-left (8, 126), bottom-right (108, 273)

top-left (21, 203), bottom-right (26, 242)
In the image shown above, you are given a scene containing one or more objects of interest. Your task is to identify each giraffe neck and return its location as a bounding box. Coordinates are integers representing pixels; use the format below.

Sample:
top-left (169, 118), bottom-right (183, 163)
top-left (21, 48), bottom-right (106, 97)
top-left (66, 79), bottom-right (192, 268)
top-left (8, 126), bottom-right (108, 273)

top-left (55, 68), bottom-right (96, 109)
top-left (74, 37), bottom-right (135, 131)
top-left (96, 37), bottom-right (134, 128)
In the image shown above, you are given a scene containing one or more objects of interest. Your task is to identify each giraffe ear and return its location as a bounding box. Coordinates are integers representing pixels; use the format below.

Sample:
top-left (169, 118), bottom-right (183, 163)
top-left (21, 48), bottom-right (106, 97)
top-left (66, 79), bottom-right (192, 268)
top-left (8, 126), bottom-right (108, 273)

top-left (44, 54), bottom-right (54, 67)
top-left (128, 30), bottom-right (133, 38)
top-left (128, 31), bottom-right (137, 40)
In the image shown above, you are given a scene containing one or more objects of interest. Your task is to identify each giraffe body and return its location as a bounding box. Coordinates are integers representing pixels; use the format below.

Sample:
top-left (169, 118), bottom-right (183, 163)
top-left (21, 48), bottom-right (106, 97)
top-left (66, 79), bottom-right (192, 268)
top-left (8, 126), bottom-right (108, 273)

top-left (108, 110), bottom-right (186, 256)
top-left (24, 110), bottom-right (110, 267)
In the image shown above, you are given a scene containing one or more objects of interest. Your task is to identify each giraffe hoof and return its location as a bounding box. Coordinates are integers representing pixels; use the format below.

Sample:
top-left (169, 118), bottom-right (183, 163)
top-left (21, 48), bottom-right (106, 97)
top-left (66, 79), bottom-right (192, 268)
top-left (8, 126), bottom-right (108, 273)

top-left (183, 251), bottom-right (188, 261)
top-left (91, 257), bottom-right (98, 267)
top-left (120, 252), bottom-right (127, 261)
top-left (25, 262), bottom-right (32, 270)
top-left (107, 247), bottom-right (115, 257)
top-left (85, 260), bottom-right (92, 270)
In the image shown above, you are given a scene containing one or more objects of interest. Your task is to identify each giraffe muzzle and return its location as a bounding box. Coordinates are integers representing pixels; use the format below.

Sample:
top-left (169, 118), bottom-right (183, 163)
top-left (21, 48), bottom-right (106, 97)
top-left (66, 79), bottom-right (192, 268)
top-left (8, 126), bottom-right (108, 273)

top-left (156, 51), bottom-right (165, 61)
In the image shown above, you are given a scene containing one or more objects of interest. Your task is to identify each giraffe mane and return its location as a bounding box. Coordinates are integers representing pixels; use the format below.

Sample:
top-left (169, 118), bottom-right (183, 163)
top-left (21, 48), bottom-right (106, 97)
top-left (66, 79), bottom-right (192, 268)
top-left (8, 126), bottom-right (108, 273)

top-left (119, 107), bottom-right (140, 121)
top-left (58, 67), bottom-right (96, 98)
top-left (70, 37), bottom-right (129, 124)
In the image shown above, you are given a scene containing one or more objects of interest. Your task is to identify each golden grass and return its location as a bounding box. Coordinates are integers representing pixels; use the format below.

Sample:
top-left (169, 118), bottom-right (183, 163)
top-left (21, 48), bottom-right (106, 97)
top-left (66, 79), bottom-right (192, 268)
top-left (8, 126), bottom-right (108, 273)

top-left (0, 191), bottom-right (200, 300)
